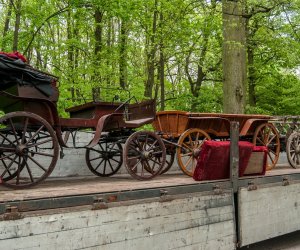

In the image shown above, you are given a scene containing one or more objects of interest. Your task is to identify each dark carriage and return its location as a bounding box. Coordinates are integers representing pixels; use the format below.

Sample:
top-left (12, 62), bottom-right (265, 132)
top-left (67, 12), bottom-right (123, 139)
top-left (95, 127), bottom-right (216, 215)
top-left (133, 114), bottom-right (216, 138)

top-left (0, 54), bottom-right (166, 188)
top-left (153, 111), bottom-right (280, 176)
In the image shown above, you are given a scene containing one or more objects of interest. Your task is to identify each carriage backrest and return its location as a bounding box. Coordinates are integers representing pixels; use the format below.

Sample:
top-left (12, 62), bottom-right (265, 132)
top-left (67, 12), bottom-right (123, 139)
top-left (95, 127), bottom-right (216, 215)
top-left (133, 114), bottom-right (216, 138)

top-left (0, 53), bottom-right (59, 103)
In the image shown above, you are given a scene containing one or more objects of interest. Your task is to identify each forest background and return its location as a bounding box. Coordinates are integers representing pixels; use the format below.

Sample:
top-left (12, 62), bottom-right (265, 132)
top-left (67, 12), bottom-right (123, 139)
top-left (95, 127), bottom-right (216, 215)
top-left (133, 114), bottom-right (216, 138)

top-left (1, 0), bottom-right (300, 116)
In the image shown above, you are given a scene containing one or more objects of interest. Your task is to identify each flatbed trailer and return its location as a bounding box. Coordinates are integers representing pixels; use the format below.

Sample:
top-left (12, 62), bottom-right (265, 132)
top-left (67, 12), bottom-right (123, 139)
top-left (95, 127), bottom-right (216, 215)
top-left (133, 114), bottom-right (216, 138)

top-left (1, 164), bottom-right (300, 249)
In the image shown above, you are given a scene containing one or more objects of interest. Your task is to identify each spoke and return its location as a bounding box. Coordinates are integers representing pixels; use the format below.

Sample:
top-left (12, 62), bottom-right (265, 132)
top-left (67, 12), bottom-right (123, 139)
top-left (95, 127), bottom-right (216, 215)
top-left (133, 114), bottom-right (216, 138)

top-left (145, 160), bottom-right (153, 174)
top-left (195, 132), bottom-right (200, 146)
top-left (143, 134), bottom-right (149, 150)
top-left (27, 155), bottom-right (47, 172)
top-left (181, 152), bottom-right (193, 157)
top-left (0, 146), bottom-right (15, 151)
top-left (267, 151), bottom-right (275, 164)
top-left (129, 145), bottom-right (141, 154)
top-left (256, 137), bottom-right (265, 146)
top-left (1, 155), bottom-right (17, 177)
top-left (147, 139), bottom-right (158, 151)
top-left (183, 156), bottom-right (193, 168)
top-left (152, 150), bottom-right (163, 156)
top-left (296, 154), bottom-right (300, 165)
top-left (127, 156), bottom-right (140, 161)
top-left (23, 156), bottom-right (34, 183)
top-left (89, 156), bottom-right (103, 162)
top-left (108, 160), bottom-right (115, 172)
top-left (25, 125), bottom-right (45, 145)
top-left (192, 158), bottom-right (195, 172)
top-left (182, 142), bottom-right (193, 152)
top-left (94, 159), bottom-right (105, 171)
top-left (21, 118), bottom-right (29, 144)
top-left (0, 132), bottom-right (15, 145)
top-left (141, 161), bottom-right (145, 177)
top-left (149, 157), bottom-right (162, 165)
top-left (131, 159), bottom-right (141, 172)
top-left (28, 150), bottom-right (54, 158)
top-left (265, 127), bottom-right (271, 144)
top-left (266, 134), bottom-right (277, 146)
top-left (103, 160), bottom-right (107, 174)
top-left (188, 134), bottom-right (193, 146)
top-left (8, 118), bottom-right (19, 143)
top-left (291, 143), bottom-right (296, 150)
top-left (268, 148), bottom-right (276, 156)
top-left (16, 156), bottom-right (21, 185)
top-left (111, 158), bottom-right (121, 164)
top-left (0, 152), bottom-right (15, 161)
top-left (90, 148), bottom-right (104, 154)
top-left (27, 138), bottom-right (53, 148)
top-left (133, 138), bottom-right (143, 152)
top-left (198, 138), bottom-right (207, 148)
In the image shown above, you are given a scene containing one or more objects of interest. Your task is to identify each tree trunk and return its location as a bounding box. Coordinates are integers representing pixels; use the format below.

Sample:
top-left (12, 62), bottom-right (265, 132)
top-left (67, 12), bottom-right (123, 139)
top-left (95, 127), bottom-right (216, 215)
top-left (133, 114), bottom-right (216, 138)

top-left (67, 8), bottom-right (74, 71)
top-left (222, 0), bottom-right (247, 114)
top-left (248, 46), bottom-right (256, 106)
top-left (144, 0), bottom-right (158, 99)
top-left (159, 11), bottom-right (165, 110)
top-left (13, 0), bottom-right (22, 52)
top-left (94, 7), bottom-right (103, 57)
top-left (119, 19), bottom-right (127, 89)
top-left (2, 0), bottom-right (13, 50)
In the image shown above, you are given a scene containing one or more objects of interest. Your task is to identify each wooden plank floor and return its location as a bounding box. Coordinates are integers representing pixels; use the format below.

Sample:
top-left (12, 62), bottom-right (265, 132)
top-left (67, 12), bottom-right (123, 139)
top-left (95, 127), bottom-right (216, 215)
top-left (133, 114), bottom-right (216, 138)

top-left (0, 173), bottom-right (197, 202)
top-left (0, 164), bottom-right (299, 203)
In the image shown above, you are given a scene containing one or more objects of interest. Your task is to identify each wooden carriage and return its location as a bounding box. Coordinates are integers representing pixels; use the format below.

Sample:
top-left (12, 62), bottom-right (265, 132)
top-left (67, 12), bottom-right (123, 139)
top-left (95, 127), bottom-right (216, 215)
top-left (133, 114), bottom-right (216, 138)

top-left (153, 111), bottom-right (280, 176)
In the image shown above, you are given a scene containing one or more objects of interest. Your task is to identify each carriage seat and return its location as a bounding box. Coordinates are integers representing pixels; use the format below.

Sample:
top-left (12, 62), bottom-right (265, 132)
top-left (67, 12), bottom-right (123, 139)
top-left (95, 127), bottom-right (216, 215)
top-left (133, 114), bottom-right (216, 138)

top-left (124, 117), bottom-right (154, 127)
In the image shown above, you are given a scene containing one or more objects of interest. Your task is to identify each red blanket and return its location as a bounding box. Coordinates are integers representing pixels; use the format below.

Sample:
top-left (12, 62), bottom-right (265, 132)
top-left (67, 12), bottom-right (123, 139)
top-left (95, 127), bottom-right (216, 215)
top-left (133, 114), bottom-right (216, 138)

top-left (0, 51), bottom-right (27, 62)
top-left (193, 141), bottom-right (254, 181)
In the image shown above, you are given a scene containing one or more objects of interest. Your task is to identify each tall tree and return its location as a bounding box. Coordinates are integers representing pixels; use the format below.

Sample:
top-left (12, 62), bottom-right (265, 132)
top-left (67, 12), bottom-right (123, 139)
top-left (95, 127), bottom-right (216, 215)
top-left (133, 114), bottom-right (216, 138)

top-left (222, 0), bottom-right (247, 114)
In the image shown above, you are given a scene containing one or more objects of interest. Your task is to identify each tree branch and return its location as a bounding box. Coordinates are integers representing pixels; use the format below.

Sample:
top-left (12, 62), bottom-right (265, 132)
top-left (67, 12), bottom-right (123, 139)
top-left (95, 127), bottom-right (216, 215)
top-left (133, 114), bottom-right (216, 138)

top-left (23, 5), bottom-right (69, 55)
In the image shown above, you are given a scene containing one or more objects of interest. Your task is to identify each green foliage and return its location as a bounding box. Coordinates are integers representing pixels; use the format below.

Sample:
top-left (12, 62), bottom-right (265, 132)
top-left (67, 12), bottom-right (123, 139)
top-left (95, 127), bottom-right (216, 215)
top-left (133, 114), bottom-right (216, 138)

top-left (0, 0), bottom-right (300, 117)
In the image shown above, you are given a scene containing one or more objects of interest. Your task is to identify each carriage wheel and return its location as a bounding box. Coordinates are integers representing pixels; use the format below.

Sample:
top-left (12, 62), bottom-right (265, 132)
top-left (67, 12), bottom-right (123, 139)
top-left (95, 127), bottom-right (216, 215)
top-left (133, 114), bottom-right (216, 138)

top-left (123, 131), bottom-right (166, 180)
top-left (286, 131), bottom-right (300, 169)
top-left (253, 123), bottom-right (280, 171)
top-left (176, 128), bottom-right (211, 177)
top-left (85, 141), bottom-right (123, 177)
top-left (0, 112), bottom-right (59, 188)
top-left (159, 146), bottom-right (175, 175)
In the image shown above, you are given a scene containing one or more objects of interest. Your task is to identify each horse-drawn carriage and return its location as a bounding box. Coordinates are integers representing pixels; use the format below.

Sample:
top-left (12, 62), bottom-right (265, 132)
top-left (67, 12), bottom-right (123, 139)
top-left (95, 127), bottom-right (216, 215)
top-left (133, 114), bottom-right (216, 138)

top-left (0, 53), bottom-right (166, 188)
top-left (153, 111), bottom-right (281, 176)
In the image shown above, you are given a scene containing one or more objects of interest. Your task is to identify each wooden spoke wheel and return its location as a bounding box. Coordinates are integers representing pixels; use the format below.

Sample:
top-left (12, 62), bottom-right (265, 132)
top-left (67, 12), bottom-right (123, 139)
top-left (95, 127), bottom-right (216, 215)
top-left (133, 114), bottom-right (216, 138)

top-left (123, 131), bottom-right (166, 180)
top-left (176, 128), bottom-right (211, 177)
top-left (0, 112), bottom-right (59, 188)
top-left (286, 131), bottom-right (300, 169)
top-left (253, 123), bottom-right (280, 171)
top-left (85, 141), bottom-right (123, 177)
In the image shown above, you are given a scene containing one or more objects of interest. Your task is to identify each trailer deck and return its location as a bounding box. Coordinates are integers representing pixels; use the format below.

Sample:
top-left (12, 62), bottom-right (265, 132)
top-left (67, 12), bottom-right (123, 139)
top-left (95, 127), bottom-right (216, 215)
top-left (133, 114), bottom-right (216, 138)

top-left (0, 165), bottom-right (299, 212)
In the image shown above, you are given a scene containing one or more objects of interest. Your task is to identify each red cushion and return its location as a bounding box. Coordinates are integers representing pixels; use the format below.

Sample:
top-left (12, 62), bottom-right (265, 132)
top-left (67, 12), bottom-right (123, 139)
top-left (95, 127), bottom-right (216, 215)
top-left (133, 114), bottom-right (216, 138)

top-left (193, 141), bottom-right (254, 181)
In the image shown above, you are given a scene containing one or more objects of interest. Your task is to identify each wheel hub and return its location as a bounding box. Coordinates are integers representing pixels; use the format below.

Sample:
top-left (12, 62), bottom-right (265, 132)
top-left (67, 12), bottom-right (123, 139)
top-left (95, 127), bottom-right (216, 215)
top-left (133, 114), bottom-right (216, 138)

top-left (142, 151), bottom-right (152, 159)
top-left (193, 148), bottom-right (201, 158)
top-left (16, 144), bottom-right (28, 156)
